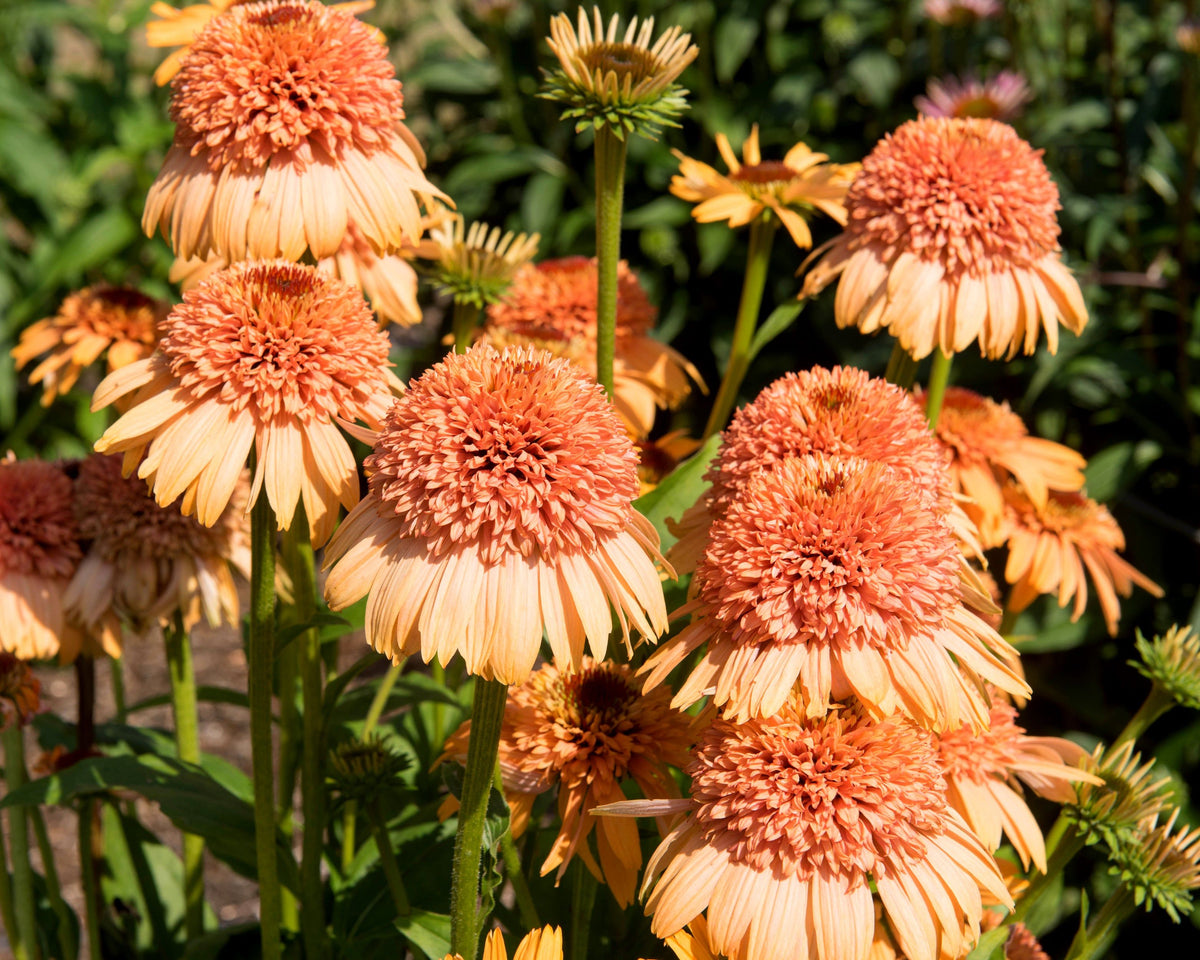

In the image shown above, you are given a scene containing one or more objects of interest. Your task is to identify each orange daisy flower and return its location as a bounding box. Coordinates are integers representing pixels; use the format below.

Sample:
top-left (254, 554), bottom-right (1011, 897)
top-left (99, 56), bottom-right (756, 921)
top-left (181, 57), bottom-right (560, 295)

top-left (12, 286), bottom-right (167, 406)
top-left (483, 256), bottom-right (703, 438)
top-left (0, 457), bottom-right (82, 661)
top-left (671, 125), bottom-right (857, 248)
top-left (643, 454), bottom-right (1026, 728)
top-left (1002, 485), bottom-right (1162, 636)
top-left (442, 926), bottom-right (563, 960)
top-left (92, 260), bottom-right (397, 547)
top-left (322, 344), bottom-right (669, 684)
top-left (661, 916), bottom-right (720, 960)
top-left (599, 705), bottom-right (1012, 960)
top-left (801, 117), bottom-right (1087, 360)
top-left (0, 652), bottom-right (41, 732)
top-left (936, 690), bottom-right (1099, 871)
top-left (143, 0), bottom-right (445, 263)
top-left (64, 453), bottom-right (250, 656)
top-left (440, 658), bottom-right (693, 906)
top-left (927, 386), bottom-right (1086, 549)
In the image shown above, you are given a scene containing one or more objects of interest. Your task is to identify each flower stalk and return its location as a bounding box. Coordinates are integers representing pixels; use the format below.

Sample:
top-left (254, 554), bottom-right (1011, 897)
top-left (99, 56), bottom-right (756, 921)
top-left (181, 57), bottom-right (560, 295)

top-left (341, 662), bottom-right (402, 874)
top-left (453, 301), bottom-right (481, 354)
top-left (3, 725), bottom-right (37, 960)
top-left (884, 340), bottom-right (919, 390)
top-left (594, 125), bottom-right (629, 397)
top-left (80, 800), bottom-right (102, 960)
top-left (923, 350), bottom-right (954, 429)
top-left (568, 859), bottom-right (598, 960)
top-left (367, 798), bottom-right (411, 917)
top-left (1064, 884), bottom-right (1136, 960)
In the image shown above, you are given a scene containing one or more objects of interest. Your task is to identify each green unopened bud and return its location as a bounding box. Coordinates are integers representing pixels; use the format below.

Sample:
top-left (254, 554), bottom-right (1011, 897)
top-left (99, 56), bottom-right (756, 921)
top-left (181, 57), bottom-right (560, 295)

top-left (1133, 625), bottom-right (1200, 713)
top-left (327, 735), bottom-right (409, 803)
top-left (1109, 807), bottom-right (1200, 922)
top-left (1067, 740), bottom-right (1175, 853)
top-left (427, 214), bottom-right (540, 310)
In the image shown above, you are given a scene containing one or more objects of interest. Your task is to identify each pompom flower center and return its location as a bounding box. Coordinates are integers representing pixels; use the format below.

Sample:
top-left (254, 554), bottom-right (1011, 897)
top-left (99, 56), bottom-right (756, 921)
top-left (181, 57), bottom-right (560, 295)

top-left (936, 388), bottom-right (1027, 459)
top-left (161, 261), bottom-right (390, 423)
top-left (936, 700), bottom-right (1023, 784)
top-left (0, 460), bottom-right (79, 579)
top-left (689, 708), bottom-right (949, 879)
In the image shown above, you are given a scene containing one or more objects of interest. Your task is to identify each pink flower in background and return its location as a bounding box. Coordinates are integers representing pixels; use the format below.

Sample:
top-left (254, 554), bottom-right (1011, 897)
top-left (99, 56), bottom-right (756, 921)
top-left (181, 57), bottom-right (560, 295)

top-left (923, 0), bottom-right (1002, 26)
top-left (917, 71), bottom-right (1033, 122)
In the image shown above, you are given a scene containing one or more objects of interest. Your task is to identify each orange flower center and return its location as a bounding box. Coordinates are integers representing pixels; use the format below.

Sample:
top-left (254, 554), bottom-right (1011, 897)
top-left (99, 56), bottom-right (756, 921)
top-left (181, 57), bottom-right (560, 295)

top-left (57, 287), bottom-right (162, 345)
top-left (730, 160), bottom-right (795, 186)
top-left (935, 387), bottom-right (1026, 464)
top-left (689, 708), bottom-right (948, 880)
top-left (171, 0), bottom-right (406, 170)
top-left (845, 117), bottom-right (1061, 275)
top-left (162, 261), bottom-right (390, 423)
top-left (0, 460), bottom-right (80, 579)
top-left (1005, 486), bottom-right (1116, 542)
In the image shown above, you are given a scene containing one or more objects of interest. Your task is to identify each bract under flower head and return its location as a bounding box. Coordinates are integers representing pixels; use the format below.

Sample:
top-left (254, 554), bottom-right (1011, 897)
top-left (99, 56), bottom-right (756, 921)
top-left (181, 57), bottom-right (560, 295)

top-left (93, 260), bottom-right (396, 546)
top-left (144, 0), bottom-right (446, 262)
top-left (606, 705), bottom-right (1011, 960)
top-left (322, 343), bottom-right (669, 684)
top-left (644, 454), bottom-right (1027, 728)
top-left (802, 117), bottom-right (1086, 360)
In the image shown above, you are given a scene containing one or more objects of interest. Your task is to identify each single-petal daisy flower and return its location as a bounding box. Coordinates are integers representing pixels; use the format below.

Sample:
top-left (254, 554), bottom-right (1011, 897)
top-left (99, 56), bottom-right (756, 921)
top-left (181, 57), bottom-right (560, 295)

top-left (801, 117), bottom-right (1087, 360)
top-left (425, 212), bottom-right (541, 309)
top-left (926, 385), bottom-right (1086, 549)
top-left (144, 0), bottom-right (446, 263)
top-left (12, 286), bottom-right (167, 406)
top-left (0, 456), bottom-right (82, 661)
top-left (442, 926), bottom-right (564, 960)
top-left (598, 705), bottom-right (1012, 960)
top-left (0, 652), bottom-right (41, 732)
top-left (936, 689), bottom-right (1100, 871)
top-left (916, 71), bottom-right (1033, 122)
top-left (92, 260), bottom-right (397, 547)
top-left (322, 344), bottom-right (670, 684)
top-left (1001, 485), bottom-right (1162, 636)
top-left (671, 125), bottom-right (858, 249)
top-left (64, 453), bottom-right (250, 654)
top-left (440, 657), bottom-right (693, 906)
top-left (483, 256), bottom-right (703, 438)
top-left (643, 454), bottom-right (1027, 728)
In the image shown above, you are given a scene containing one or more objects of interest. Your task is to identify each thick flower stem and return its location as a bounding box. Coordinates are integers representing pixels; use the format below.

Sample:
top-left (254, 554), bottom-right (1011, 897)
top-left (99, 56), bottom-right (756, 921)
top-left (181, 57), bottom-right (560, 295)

top-left (568, 859), bottom-right (598, 960)
top-left (1110, 683), bottom-right (1176, 752)
top-left (703, 216), bottom-right (778, 439)
top-left (0, 816), bottom-right (21, 960)
top-left (341, 661), bottom-right (402, 874)
top-left (594, 125), bottom-right (629, 397)
top-left (453, 301), bottom-right (482, 354)
top-left (494, 764), bottom-right (539, 930)
top-left (110, 656), bottom-right (127, 722)
top-left (449, 677), bottom-right (509, 960)
top-left (923, 349), bottom-right (954, 429)
top-left (1064, 883), bottom-right (1135, 960)
top-left (1009, 819), bottom-right (1085, 927)
top-left (164, 613), bottom-right (206, 939)
top-left (249, 493), bottom-right (282, 960)
top-left (3, 725), bottom-right (38, 960)
top-left (31, 808), bottom-right (76, 960)
top-left (884, 340), bottom-right (919, 390)
top-left (367, 798), bottom-right (411, 916)
top-left (80, 800), bottom-right (102, 960)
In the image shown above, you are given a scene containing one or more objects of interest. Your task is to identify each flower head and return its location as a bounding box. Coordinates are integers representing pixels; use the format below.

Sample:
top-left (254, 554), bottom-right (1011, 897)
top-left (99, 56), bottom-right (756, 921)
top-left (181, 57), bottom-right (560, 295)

top-left (602, 705), bottom-right (1011, 960)
top-left (643, 454), bottom-right (1026, 728)
top-left (1001, 485), bottom-right (1162, 636)
top-left (93, 260), bottom-right (396, 546)
top-left (484, 257), bottom-right (702, 438)
top-left (670, 125), bottom-right (858, 248)
top-left (542, 7), bottom-right (698, 139)
top-left (922, 0), bottom-right (1002, 26)
top-left (442, 926), bottom-right (564, 960)
top-left (0, 652), bottom-right (41, 732)
top-left (64, 453), bottom-right (250, 655)
top-left (1068, 741), bottom-right (1174, 853)
top-left (801, 117), bottom-right (1087, 360)
top-left (928, 386), bottom-right (1085, 548)
top-left (936, 691), bottom-right (1100, 871)
top-left (441, 657), bottom-right (692, 905)
top-left (144, 0), bottom-right (445, 262)
top-left (916, 72), bottom-right (1033, 122)
top-left (323, 344), bottom-right (669, 684)
top-left (12, 286), bottom-right (167, 406)
top-left (0, 456), bottom-right (82, 660)
top-left (1133, 624), bottom-right (1200, 713)
top-left (1111, 808), bottom-right (1200, 922)
top-left (327, 734), bottom-right (410, 803)
top-left (426, 213), bottom-right (540, 309)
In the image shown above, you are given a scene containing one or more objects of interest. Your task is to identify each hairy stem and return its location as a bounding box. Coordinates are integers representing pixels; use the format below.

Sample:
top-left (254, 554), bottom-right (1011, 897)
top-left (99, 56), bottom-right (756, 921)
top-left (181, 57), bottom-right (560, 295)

top-left (594, 126), bottom-right (629, 397)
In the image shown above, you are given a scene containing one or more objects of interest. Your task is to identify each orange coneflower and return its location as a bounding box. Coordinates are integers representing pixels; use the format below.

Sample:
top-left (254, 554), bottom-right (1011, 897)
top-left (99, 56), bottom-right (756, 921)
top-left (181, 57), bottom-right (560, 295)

top-left (483, 256), bottom-right (703, 438)
top-left (0, 456), bottom-right (82, 661)
top-left (598, 705), bottom-right (1012, 960)
top-left (440, 658), bottom-right (692, 906)
top-left (322, 344), bottom-right (669, 684)
top-left (936, 690), bottom-right (1099, 871)
top-left (643, 455), bottom-right (1026, 728)
top-left (801, 117), bottom-right (1087, 360)
top-left (671, 125), bottom-right (857, 248)
top-left (12, 286), bottom-right (167, 406)
top-left (64, 453), bottom-right (250, 656)
top-left (92, 260), bottom-right (397, 547)
top-left (442, 926), bottom-right (563, 960)
top-left (927, 386), bottom-right (1086, 548)
top-left (916, 71), bottom-right (1033, 122)
top-left (144, 0), bottom-right (445, 263)
top-left (1001, 485), bottom-right (1163, 636)
top-left (0, 652), bottom-right (41, 732)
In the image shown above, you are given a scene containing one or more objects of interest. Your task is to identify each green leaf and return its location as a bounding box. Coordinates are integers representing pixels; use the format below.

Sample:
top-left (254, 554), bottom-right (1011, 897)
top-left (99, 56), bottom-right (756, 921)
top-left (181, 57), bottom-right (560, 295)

top-left (846, 51), bottom-right (900, 108)
top-left (747, 302), bottom-right (805, 363)
top-left (323, 651), bottom-right (385, 717)
top-left (275, 612), bottom-right (351, 654)
top-left (395, 910), bottom-right (453, 958)
top-left (1084, 440), bottom-right (1161, 502)
top-left (713, 15), bottom-right (760, 84)
top-left (963, 924), bottom-right (1009, 960)
top-left (125, 684), bottom-right (250, 717)
top-left (520, 171), bottom-right (565, 240)
top-left (633, 433), bottom-right (722, 552)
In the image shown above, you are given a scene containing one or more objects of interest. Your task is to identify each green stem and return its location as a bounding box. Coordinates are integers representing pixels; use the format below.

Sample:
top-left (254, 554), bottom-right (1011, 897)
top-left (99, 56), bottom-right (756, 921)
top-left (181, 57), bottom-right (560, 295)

top-left (3, 725), bottom-right (38, 960)
top-left (452, 301), bottom-right (481, 354)
top-left (1064, 884), bottom-right (1135, 960)
top-left (449, 678), bottom-right (509, 959)
top-left (1111, 683), bottom-right (1176, 752)
top-left (31, 807), bottom-right (76, 960)
top-left (110, 656), bottom-right (126, 723)
top-left (923, 350), bottom-right (954, 429)
top-left (0, 818), bottom-right (19, 960)
top-left (703, 216), bottom-right (778, 439)
top-left (341, 662), bottom-right (403, 875)
top-left (1009, 820), bottom-right (1085, 927)
top-left (568, 860), bottom-right (598, 960)
top-left (367, 799), bottom-right (411, 917)
top-left (594, 125), bottom-right (628, 397)
top-left (998, 605), bottom-right (1020, 639)
top-left (431, 659), bottom-right (447, 749)
top-left (493, 765), bottom-right (538, 931)
top-left (164, 613), bottom-right (206, 939)
top-left (275, 634), bottom-right (300, 934)
top-left (884, 341), bottom-right (918, 389)
top-left (249, 492), bottom-right (281, 960)
top-left (80, 801), bottom-right (101, 960)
